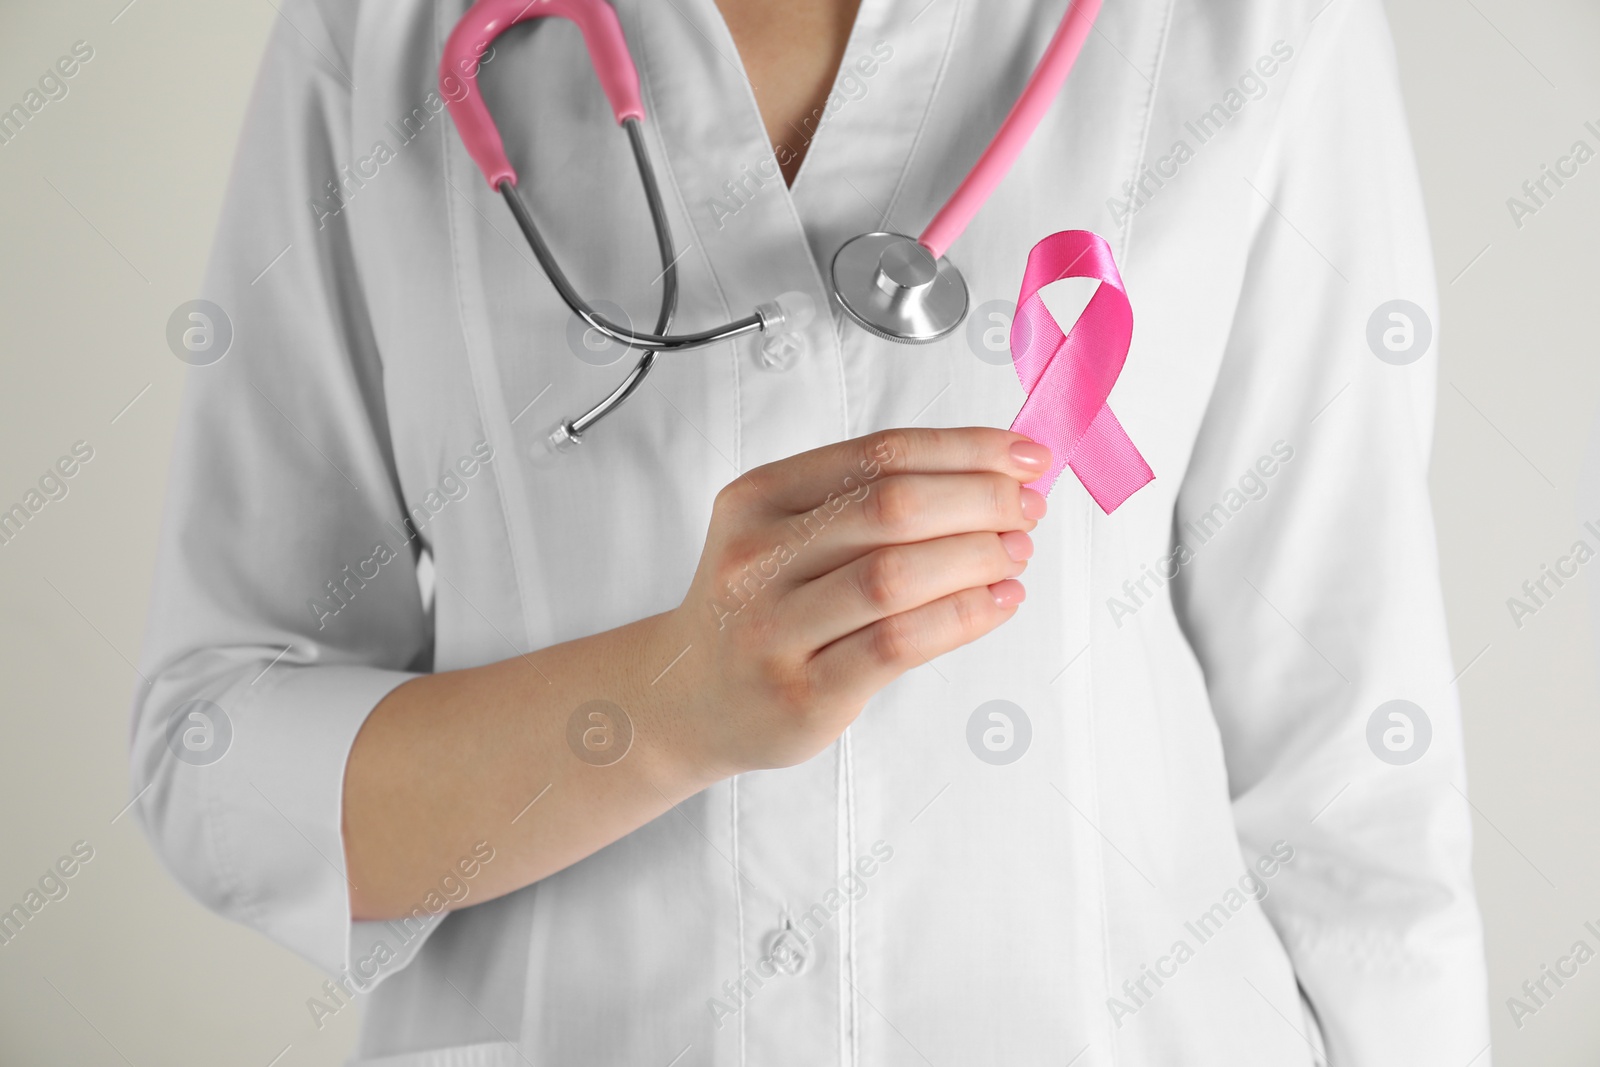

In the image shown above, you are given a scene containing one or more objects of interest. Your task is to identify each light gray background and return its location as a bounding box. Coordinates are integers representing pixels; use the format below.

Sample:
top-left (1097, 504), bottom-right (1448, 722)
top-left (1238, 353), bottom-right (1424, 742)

top-left (1, 0), bottom-right (1595, 1063)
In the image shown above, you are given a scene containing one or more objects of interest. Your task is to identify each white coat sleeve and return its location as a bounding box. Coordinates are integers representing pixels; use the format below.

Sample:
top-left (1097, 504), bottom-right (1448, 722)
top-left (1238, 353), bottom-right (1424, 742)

top-left (130, 1), bottom-right (433, 982)
top-left (1168, 1), bottom-right (1491, 1062)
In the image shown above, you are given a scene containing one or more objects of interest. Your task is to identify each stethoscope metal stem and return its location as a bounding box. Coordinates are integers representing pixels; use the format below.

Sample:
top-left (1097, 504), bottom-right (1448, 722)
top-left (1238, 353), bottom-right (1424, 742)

top-left (501, 118), bottom-right (773, 446)
top-left (498, 121), bottom-right (767, 355)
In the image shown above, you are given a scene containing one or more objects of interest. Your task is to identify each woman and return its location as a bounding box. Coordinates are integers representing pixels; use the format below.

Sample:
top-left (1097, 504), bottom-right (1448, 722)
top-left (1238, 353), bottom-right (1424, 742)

top-left (133, 0), bottom-right (1490, 1063)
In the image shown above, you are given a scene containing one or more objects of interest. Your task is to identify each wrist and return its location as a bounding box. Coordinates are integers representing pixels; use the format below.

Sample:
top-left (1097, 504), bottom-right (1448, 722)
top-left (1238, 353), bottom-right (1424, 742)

top-left (619, 609), bottom-right (731, 800)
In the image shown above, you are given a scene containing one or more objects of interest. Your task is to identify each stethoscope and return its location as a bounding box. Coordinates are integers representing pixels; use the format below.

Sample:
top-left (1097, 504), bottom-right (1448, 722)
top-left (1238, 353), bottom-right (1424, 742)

top-left (441, 0), bottom-right (1100, 453)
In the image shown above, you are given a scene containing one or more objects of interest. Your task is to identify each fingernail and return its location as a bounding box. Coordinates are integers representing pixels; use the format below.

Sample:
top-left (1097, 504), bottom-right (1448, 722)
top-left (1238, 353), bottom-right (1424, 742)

top-left (999, 530), bottom-right (1033, 562)
top-left (990, 579), bottom-right (1026, 608)
top-left (1020, 488), bottom-right (1047, 521)
top-left (1010, 440), bottom-right (1052, 471)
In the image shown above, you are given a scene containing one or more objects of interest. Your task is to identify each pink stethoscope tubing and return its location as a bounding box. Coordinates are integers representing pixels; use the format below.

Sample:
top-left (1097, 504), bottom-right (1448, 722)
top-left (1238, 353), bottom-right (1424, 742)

top-left (448, 0), bottom-right (1100, 251)
top-left (918, 0), bottom-right (1099, 258)
top-left (437, 0), bottom-right (1103, 446)
top-left (443, 0), bottom-right (644, 190)
top-left (442, 0), bottom-right (1100, 252)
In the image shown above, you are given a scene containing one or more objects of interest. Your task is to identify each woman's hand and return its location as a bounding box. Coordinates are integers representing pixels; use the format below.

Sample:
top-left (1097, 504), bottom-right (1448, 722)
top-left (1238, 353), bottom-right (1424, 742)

top-left (344, 426), bottom-right (1047, 921)
top-left (652, 427), bottom-right (1049, 777)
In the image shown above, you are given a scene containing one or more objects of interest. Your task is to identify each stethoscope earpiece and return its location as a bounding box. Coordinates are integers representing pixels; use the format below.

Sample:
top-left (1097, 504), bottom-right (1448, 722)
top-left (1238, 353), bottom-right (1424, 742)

top-left (753, 291), bottom-right (818, 371)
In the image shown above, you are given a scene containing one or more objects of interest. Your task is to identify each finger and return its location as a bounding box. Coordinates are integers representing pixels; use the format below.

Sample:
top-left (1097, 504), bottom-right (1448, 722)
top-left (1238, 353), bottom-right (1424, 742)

top-left (772, 472), bottom-right (1046, 583)
top-left (782, 530), bottom-right (1032, 649)
top-left (730, 427), bottom-right (1051, 515)
top-left (806, 581), bottom-right (1025, 703)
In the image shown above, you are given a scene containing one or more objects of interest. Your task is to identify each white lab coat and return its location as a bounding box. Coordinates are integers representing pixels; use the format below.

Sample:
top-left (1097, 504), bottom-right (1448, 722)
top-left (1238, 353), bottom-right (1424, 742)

top-left (131, 0), bottom-right (1491, 1063)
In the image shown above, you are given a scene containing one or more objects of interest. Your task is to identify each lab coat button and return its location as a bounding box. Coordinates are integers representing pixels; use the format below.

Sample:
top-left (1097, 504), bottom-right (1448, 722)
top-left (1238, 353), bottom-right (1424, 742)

top-left (765, 921), bottom-right (813, 976)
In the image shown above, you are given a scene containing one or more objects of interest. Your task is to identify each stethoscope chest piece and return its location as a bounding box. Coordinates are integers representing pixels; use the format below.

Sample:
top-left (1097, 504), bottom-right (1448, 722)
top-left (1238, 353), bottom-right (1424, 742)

top-left (831, 232), bottom-right (969, 344)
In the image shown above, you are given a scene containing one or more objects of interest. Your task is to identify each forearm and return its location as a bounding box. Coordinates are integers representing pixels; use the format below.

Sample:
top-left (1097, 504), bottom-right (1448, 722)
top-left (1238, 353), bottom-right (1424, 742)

top-left (343, 429), bottom-right (1044, 921)
top-left (342, 610), bottom-right (719, 921)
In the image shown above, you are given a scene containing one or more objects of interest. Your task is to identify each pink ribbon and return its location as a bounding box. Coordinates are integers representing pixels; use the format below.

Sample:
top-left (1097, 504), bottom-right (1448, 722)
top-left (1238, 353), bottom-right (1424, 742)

top-left (1007, 230), bottom-right (1153, 512)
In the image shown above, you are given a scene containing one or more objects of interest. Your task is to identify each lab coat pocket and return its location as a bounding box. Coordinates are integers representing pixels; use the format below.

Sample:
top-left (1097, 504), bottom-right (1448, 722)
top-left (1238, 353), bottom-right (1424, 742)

top-left (345, 1042), bottom-right (523, 1067)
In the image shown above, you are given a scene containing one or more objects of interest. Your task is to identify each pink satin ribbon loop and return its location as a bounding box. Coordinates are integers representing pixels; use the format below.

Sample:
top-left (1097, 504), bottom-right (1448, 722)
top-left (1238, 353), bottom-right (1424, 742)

top-left (1007, 230), bottom-right (1153, 513)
